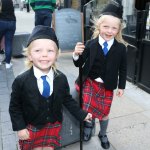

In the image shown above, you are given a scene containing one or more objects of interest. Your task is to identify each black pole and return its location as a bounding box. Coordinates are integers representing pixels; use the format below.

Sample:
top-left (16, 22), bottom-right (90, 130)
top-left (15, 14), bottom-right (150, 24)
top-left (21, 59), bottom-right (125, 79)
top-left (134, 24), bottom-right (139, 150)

top-left (134, 0), bottom-right (149, 83)
top-left (26, 3), bottom-right (30, 12)
top-left (79, 1), bottom-right (85, 149)
top-left (79, 1), bottom-right (87, 149)
top-left (82, 0), bottom-right (95, 42)
top-left (79, 1), bottom-right (95, 149)
top-left (80, 0), bottom-right (85, 12)
top-left (79, 56), bottom-right (83, 150)
top-left (135, 10), bottom-right (148, 83)
top-left (64, 0), bottom-right (72, 8)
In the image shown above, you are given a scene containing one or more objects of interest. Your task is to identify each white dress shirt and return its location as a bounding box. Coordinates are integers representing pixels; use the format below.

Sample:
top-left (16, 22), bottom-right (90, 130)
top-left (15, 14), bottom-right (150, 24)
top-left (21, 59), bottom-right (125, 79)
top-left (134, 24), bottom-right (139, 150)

top-left (98, 35), bottom-right (114, 51)
top-left (33, 66), bottom-right (54, 96)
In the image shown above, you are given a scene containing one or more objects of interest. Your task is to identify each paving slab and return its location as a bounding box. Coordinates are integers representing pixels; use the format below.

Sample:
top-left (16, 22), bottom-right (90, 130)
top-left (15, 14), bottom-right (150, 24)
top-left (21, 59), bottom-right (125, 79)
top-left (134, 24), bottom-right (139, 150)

top-left (108, 122), bottom-right (150, 150)
top-left (2, 134), bottom-right (17, 150)
top-left (0, 121), bottom-right (2, 150)
top-left (61, 136), bottom-right (116, 150)
top-left (0, 95), bottom-right (10, 103)
top-left (110, 96), bottom-right (144, 119)
top-left (0, 111), bottom-right (10, 123)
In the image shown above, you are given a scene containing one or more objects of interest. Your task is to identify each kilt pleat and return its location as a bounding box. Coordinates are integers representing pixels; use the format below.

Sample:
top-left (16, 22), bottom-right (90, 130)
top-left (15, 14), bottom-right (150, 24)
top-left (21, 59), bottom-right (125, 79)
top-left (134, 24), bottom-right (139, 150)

top-left (19, 122), bottom-right (62, 150)
top-left (82, 78), bottom-right (113, 120)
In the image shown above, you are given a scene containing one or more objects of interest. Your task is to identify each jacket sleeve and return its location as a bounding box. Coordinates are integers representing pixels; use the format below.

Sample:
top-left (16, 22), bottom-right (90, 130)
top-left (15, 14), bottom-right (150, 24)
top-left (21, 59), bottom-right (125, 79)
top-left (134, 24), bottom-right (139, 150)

top-left (62, 75), bottom-right (88, 121)
top-left (9, 77), bottom-right (26, 131)
top-left (118, 45), bottom-right (127, 89)
top-left (73, 40), bottom-right (90, 67)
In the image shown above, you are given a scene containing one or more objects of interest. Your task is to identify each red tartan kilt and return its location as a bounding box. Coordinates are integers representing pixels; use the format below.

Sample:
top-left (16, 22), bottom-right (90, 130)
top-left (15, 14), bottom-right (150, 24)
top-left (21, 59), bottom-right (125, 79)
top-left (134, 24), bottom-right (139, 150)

top-left (19, 122), bottom-right (62, 150)
top-left (75, 78), bottom-right (113, 120)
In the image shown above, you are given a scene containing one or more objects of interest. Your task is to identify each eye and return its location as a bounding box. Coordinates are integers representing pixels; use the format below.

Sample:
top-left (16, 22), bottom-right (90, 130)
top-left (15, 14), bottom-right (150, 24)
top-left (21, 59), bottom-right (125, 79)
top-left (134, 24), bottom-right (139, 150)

top-left (48, 49), bottom-right (54, 53)
top-left (112, 27), bottom-right (118, 30)
top-left (103, 25), bottom-right (109, 29)
top-left (34, 49), bottom-right (40, 52)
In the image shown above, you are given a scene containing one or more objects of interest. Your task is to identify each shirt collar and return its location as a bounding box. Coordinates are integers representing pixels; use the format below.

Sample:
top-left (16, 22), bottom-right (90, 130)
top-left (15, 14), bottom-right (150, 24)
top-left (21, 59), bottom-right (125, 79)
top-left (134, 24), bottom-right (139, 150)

top-left (98, 35), bottom-right (114, 50)
top-left (33, 65), bottom-right (53, 80)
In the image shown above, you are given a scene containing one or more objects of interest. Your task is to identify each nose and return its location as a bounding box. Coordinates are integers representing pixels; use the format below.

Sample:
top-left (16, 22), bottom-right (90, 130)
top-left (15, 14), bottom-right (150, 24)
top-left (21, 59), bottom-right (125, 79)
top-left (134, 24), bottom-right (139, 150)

top-left (41, 50), bottom-right (48, 56)
top-left (107, 28), bottom-right (112, 33)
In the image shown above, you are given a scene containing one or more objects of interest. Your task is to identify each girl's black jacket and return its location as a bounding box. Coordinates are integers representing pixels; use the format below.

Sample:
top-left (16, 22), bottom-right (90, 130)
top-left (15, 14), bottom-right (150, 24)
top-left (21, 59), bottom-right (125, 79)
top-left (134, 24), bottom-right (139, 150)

top-left (73, 38), bottom-right (127, 90)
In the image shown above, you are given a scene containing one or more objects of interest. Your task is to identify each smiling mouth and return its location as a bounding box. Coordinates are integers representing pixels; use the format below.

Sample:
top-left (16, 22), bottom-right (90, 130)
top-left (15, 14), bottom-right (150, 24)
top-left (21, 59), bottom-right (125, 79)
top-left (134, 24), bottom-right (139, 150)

top-left (40, 60), bottom-right (49, 63)
top-left (106, 34), bottom-right (112, 37)
top-left (41, 60), bottom-right (49, 61)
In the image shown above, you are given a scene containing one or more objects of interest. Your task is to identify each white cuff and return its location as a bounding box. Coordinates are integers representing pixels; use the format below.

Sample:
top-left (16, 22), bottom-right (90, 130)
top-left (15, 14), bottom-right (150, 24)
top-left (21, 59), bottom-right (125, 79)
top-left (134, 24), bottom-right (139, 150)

top-left (73, 52), bottom-right (79, 61)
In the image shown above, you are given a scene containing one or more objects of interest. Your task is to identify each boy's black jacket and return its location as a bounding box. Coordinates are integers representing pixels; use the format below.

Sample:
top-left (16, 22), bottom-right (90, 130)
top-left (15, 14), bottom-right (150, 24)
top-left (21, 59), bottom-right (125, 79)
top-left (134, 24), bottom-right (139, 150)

top-left (9, 68), bottom-right (87, 131)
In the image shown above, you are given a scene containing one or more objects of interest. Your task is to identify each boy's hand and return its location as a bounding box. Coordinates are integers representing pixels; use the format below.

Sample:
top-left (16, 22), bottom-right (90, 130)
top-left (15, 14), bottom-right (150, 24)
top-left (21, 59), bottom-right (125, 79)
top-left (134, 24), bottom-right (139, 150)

top-left (84, 113), bottom-right (92, 123)
top-left (116, 89), bottom-right (124, 97)
top-left (17, 129), bottom-right (30, 140)
top-left (74, 42), bottom-right (85, 55)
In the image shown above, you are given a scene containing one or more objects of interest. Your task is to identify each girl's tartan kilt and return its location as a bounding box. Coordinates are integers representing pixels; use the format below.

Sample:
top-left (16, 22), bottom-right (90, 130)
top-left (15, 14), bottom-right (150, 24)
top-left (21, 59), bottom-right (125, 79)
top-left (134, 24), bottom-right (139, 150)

top-left (19, 121), bottom-right (62, 150)
top-left (76, 78), bottom-right (113, 120)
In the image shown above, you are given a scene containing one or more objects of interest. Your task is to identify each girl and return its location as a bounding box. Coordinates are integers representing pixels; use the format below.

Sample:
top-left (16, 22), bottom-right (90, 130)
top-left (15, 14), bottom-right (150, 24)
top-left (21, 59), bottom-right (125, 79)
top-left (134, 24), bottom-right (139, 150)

top-left (73, 0), bottom-right (127, 149)
top-left (0, 0), bottom-right (16, 68)
top-left (9, 25), bottom-right (92, 150)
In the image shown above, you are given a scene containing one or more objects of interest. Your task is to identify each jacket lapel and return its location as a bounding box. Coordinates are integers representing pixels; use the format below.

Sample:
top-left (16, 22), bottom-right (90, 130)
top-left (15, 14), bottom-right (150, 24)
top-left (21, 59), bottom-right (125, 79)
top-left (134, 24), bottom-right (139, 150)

top-left (28, 68), bottom-right (40, 95)
top-left (107, 39), bottom-right (118, 56)
top-left (90, 38), bottom-right (100, 67)
top-left (52, 70), bottom-right (60, 100)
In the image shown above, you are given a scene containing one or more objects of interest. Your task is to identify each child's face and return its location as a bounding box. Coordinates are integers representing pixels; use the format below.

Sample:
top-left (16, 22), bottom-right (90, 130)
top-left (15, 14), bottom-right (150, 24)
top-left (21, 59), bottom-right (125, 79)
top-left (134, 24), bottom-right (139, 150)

top-left (28, 39), bottom-right (58, 74)
top-left (99, 15), bottom-right (120, 41)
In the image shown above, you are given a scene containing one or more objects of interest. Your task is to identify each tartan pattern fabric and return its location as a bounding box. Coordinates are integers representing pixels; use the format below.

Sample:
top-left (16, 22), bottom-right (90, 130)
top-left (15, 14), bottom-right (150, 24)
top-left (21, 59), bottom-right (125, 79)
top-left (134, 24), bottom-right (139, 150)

top-left (76, 78), bottom-right (113, 120)
top-left (19, 122), bottom-right (62, 150)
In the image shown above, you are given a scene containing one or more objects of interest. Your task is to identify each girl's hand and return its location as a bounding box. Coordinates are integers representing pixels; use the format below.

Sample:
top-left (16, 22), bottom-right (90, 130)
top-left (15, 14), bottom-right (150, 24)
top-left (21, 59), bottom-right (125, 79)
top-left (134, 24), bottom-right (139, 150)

top-left (116, 89), bottom-right (124, 97)
top-left (84, 113), bottom-right (92, 123)
top-left (17, 129), bottom-right (30, 140)
top-left (74, 42), bottom-right (85, 55)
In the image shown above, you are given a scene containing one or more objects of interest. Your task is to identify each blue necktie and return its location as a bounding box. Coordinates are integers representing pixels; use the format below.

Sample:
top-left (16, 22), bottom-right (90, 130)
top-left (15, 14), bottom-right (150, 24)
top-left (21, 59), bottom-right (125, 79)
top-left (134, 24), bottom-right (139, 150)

top-left (103, 41), bottom-right (108, 55)
top-left (41, 75), bottom-right (50, 98)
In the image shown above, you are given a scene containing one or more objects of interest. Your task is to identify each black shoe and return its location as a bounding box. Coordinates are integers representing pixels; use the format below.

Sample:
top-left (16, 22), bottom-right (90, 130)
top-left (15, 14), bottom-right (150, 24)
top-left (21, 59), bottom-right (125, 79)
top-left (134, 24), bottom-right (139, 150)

top-left (98, 134), bottom-right (110, 149)
top-left (83, 127), bottom-right (92, 141)
top-left (83, 119), bottom-right (95, 141)
top-left (0, 49), bottom-right (4, 54)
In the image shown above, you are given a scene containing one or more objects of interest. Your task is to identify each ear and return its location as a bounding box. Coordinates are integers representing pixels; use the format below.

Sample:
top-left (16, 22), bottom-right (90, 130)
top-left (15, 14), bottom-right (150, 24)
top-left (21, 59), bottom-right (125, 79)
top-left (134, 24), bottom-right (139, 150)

top-left (28, 55), bottom-right (33, 61)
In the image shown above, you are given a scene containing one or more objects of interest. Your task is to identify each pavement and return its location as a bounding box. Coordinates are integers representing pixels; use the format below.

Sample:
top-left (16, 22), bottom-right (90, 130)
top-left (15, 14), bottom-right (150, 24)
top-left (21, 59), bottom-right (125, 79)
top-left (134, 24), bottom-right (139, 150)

top-left (0, 9), bottom-right (150, 150)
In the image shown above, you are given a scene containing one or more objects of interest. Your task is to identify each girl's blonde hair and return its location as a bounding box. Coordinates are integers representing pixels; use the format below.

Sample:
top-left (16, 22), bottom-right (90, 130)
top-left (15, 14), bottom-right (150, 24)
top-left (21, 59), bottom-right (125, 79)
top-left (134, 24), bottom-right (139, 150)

top-left (91, 15), bottom-right (128, 47)
top-left (23, 41), bottom-right (60, 72)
